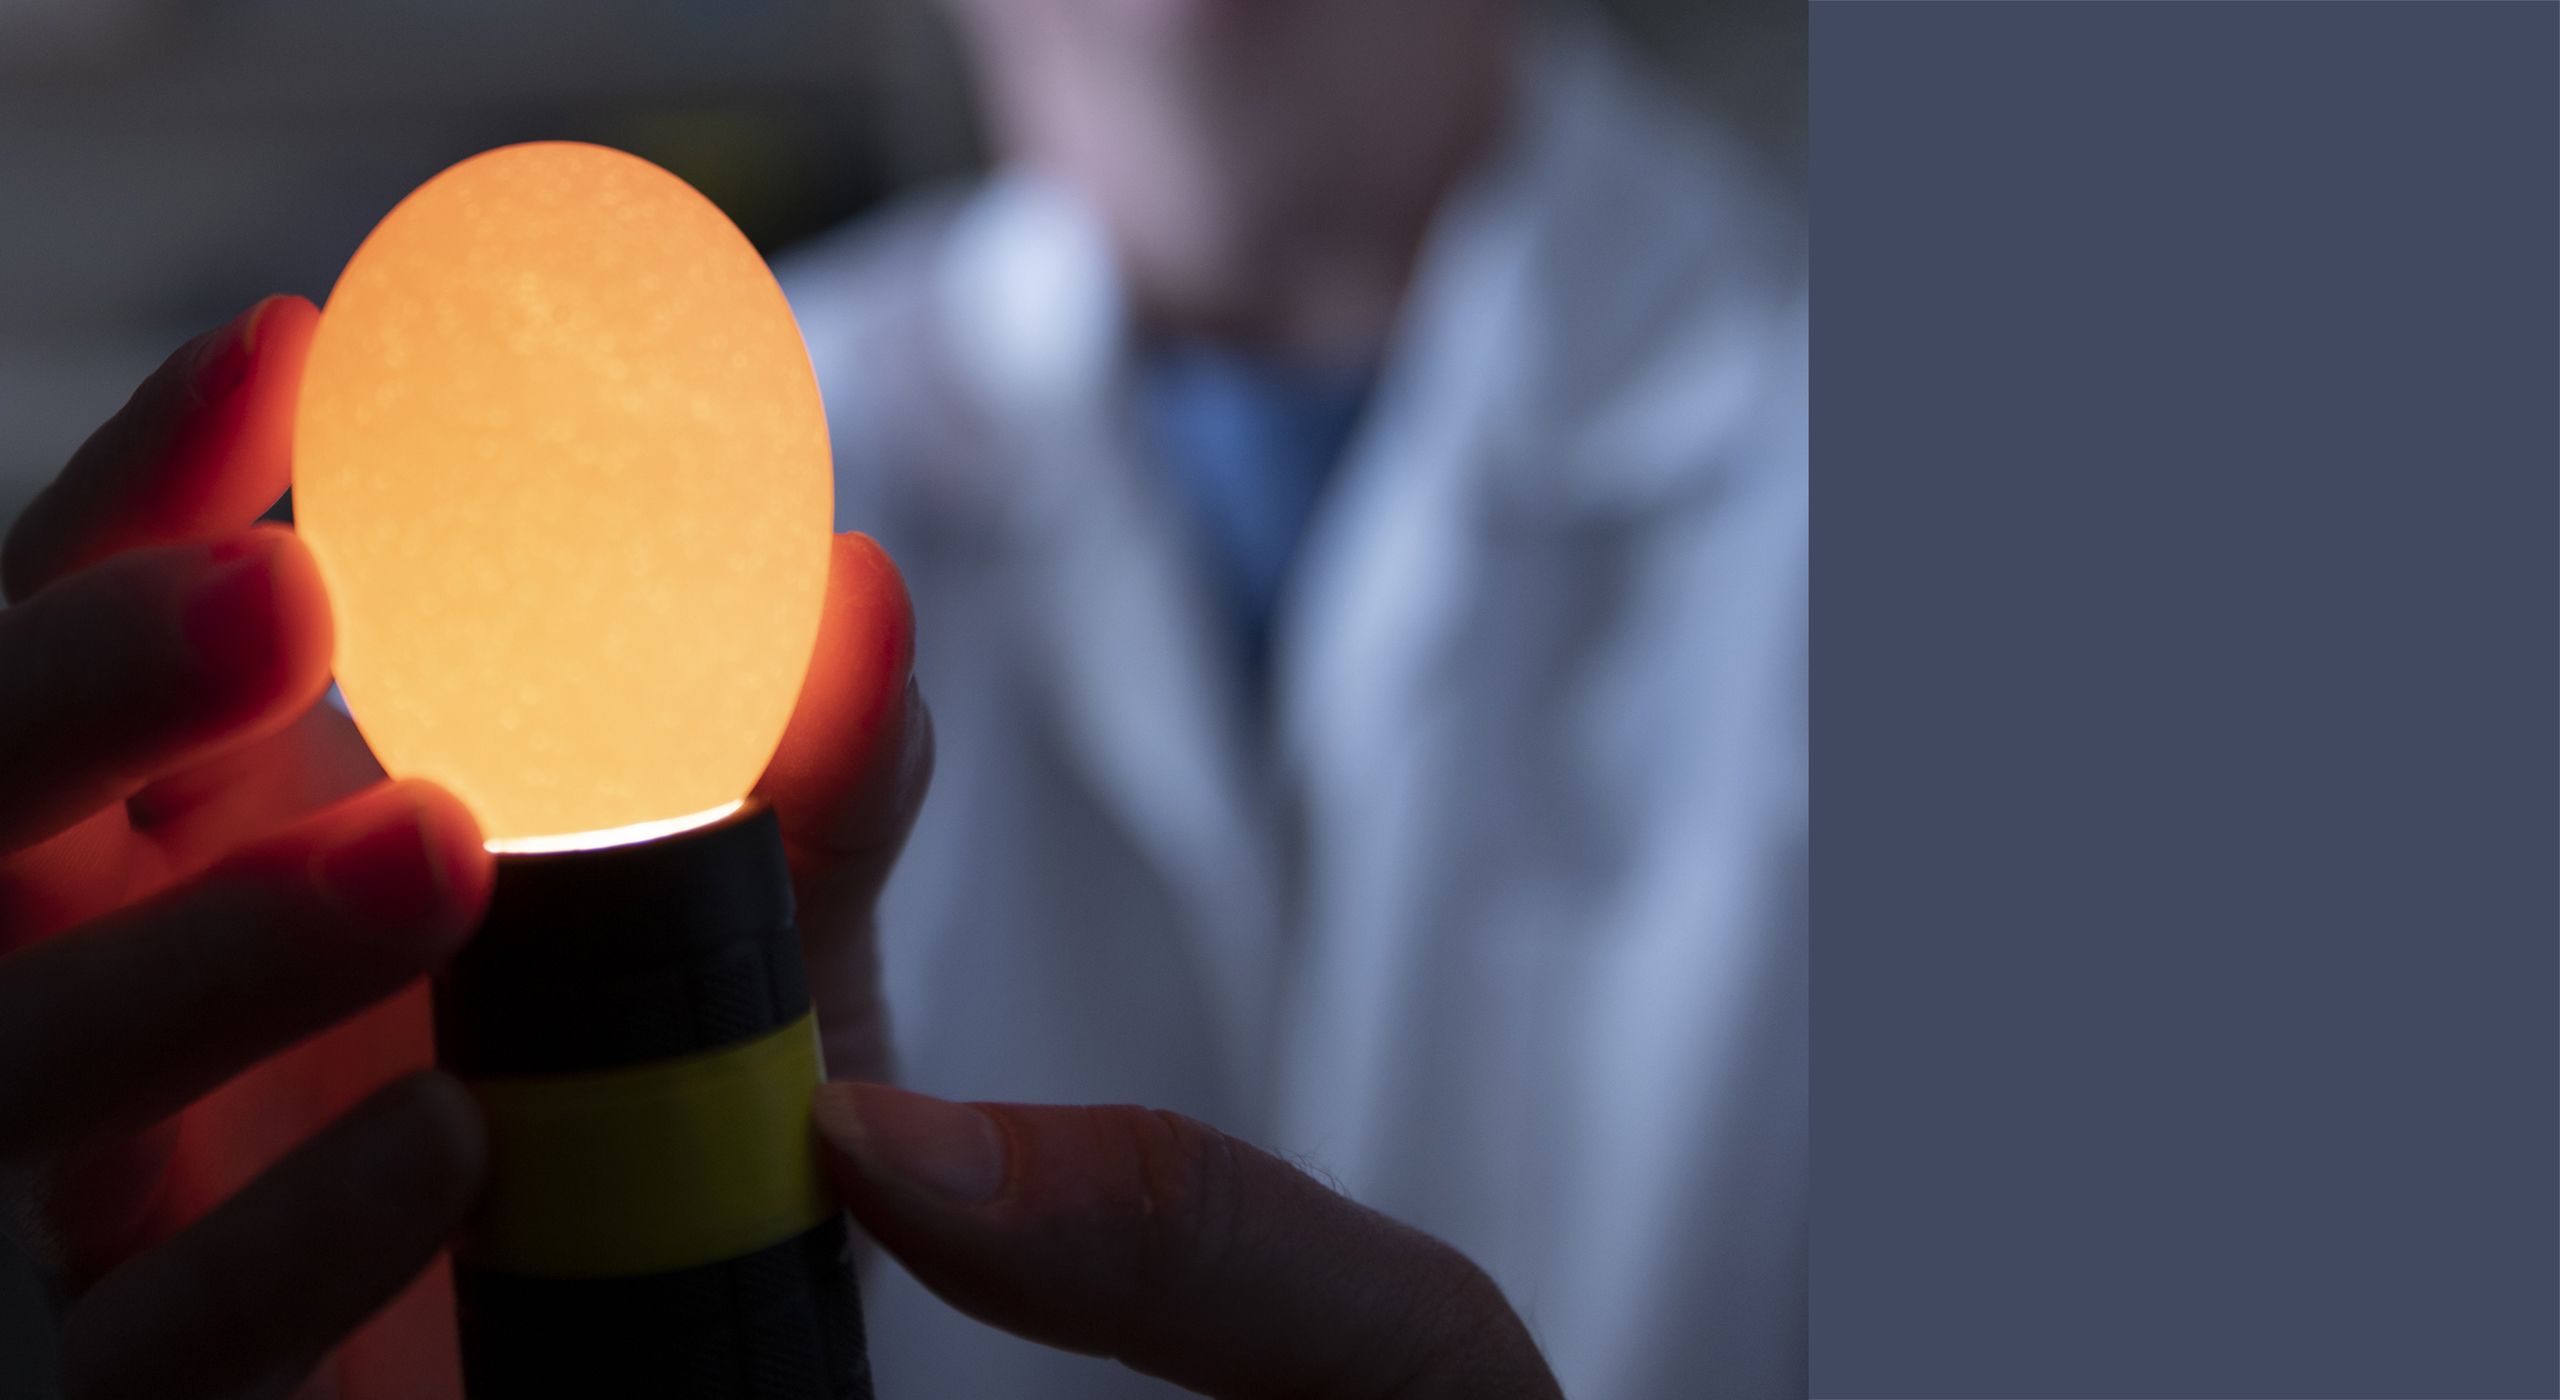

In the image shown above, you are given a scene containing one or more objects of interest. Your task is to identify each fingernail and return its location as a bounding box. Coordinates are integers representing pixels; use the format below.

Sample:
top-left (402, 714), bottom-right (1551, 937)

top-left (238, 295), bottom-right (279, 356)
top-left (179, 539), bottom-right (285, 690)
top-left (188, 297), bottom-right (278, 405)
top-left (311, 796), bottom-right (462, 933)
top-left (814, 1083), bottom-right (1007, 1207)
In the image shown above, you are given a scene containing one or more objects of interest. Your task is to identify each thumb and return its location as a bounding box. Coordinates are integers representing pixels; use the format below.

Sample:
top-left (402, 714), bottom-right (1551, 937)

top-left (758, 533), bottom-right (928, 1084)
top-left (812, 1082), bottom-right (1560, 1400)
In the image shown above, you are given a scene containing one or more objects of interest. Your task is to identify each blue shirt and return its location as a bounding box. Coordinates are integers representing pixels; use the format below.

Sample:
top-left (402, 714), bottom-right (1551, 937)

top-left (1137, 342), bottom-right (1374, 688)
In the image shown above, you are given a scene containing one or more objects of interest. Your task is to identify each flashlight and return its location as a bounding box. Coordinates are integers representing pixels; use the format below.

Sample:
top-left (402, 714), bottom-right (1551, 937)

top-left (435, 801), bottom-right (869, 1397)
top-left (293, 143), bottom-right (871, 1398)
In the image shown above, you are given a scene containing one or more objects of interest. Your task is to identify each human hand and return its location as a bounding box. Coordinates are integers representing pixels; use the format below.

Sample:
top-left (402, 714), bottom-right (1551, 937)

top-left (0, 303), bottom-right (500, 1397)
top-left (3, 296), bottom-right (929, 1397)
top-left (814, 1084), bottom-right (1565, 1400)
top-left (754, 530), bottom-right (933, 1088)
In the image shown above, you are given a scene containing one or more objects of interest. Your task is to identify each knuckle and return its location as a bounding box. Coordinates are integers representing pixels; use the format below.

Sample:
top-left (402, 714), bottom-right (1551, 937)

top-left (1394, 1247), bottom-right (1544, 1391)
top-left (1107, 1107), bottom-right (1246, 1297)
top-left (1436, 1255), bottom-right (1517, 1341)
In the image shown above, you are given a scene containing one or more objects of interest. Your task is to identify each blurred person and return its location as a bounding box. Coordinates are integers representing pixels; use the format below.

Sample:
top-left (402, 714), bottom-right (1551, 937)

top-left (782, 1), bottom-right (1807, 1397)
top-left (0, 302), bottom-right (1562, 1399)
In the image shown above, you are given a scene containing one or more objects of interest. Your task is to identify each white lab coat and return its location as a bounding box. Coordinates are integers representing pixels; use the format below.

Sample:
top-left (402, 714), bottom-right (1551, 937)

top-left (779, 16), bottom-right (1805, 1399)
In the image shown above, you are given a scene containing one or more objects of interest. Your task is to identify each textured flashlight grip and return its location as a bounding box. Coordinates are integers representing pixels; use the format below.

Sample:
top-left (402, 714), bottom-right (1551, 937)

top-left (436, 804), bottom-right (874, 1400)
top-left (453, 1214), bottom-right (874, 1400)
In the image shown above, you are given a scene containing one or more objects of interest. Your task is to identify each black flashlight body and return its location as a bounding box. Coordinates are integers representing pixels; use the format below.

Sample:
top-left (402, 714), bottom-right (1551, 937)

top-left (433, 801), bottom-right (874, 1400)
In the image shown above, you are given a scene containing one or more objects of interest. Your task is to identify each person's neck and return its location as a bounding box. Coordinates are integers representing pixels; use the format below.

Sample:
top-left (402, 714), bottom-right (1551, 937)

top-left (1115, 221), bottom-right (1413, 365)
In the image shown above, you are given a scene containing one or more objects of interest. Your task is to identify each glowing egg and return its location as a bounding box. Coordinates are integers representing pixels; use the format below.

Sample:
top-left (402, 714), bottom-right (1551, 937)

top-left (294, 142), bottom-right (832, 849)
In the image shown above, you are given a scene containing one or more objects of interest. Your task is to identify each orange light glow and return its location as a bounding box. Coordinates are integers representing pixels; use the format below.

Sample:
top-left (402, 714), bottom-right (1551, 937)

top-left (295, 143), bottom-right (833, 847)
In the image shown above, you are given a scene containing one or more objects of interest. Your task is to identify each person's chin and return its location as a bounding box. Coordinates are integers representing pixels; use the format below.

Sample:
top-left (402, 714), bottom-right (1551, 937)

top-left (1096, 0), bottom-right (1273, 45)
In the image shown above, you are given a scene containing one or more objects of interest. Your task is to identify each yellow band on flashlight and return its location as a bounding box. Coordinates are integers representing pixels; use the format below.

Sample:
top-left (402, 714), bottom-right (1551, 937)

top-left (456, 1012), bottom-right (834, 1279)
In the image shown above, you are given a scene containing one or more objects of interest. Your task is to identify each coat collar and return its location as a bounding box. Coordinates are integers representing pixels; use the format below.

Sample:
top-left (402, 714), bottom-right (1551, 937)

top-left (923, 13), bottom-right (1807, 542)
top-left (864, 18), bottom-right (1806, 1093)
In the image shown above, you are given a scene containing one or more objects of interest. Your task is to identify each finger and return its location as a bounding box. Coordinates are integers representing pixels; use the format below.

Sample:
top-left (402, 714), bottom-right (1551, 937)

top-left (758, 531), bottom-right (927, 883)
top-left (40, 1125), bottom-right (178, 1291)
top-left (51, 978), bottom-right (437, 1297)
top-left (130, 701), bottom-right (386, 879)
top-left (758, 533), bottom-right (929, 1080)
top-left (0, 527), bottom-right (333, 852)
top-left (5, 707), bottom-right (383, 958)
top-left (0, 781), bottom-right (489, 1163)
top-left (814, 1085), bottom-right (1562, 1400)
top-left (3, 295), bottom-right (317, 604)
top-left (326, 1251), bottom-right (464, 1400)
top-left (0, 805), bottom-right (137, 955)
top-left (57, 1072), bottom-right (484, 1400)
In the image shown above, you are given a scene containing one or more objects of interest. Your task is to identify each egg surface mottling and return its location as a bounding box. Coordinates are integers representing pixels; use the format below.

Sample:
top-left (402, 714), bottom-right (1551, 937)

top-left (296, 142), bottom-right (833, 844)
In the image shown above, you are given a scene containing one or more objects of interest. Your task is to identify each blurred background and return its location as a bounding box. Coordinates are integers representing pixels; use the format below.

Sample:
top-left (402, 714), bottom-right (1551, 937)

top-left (0, 0), bottom-right (1801, 529)
top-left (0, 3), bottom-right (1808, 1392)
